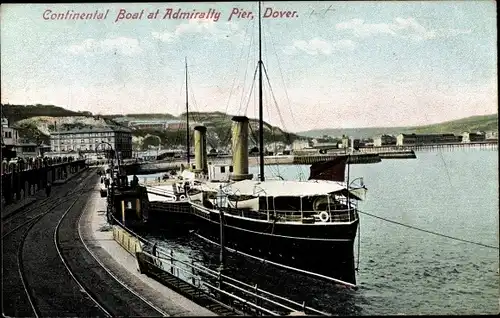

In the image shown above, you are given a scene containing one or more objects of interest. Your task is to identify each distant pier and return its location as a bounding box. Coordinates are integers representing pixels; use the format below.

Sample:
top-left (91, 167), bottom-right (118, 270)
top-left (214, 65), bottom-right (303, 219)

top-left (120, 140), bottom-right (497, 175)
top-left (365, 140), bottom-right (497, 152)
top-left (122, 152), bottom-right (386, 175)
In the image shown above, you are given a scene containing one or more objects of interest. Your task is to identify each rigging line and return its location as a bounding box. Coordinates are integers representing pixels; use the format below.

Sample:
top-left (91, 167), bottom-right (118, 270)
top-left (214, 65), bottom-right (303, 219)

top-left (357, 210), bottom-right (499, 250)
top-left (410, 92), bottom-right (454, 190)
top-left (243, 64), bottom-right (259, 116)
top-left (219, 28), bottom-right (256, 151)
top-left (260, 79), bottom-right (277, 177)
top-left (262, 64), bottom-right (288, 136)
top-left (268, 30), bottom-right (306, 180)
top-left (249, 120), bottom-right (278, 178)
top-left (262, 65), bottom-right (286, 139)
top-left (227, 64), bottom-right (258, 169)
top-left (264, 76), bottom-right (281, 178)
top-left (186, 70), bottom-right (203, 126)
top-left (237, 24), bottom-right (256, 115)
top-left (169, 74), bottom-right (184, 147)
top-left (223, 18), bottom-right (255, 116)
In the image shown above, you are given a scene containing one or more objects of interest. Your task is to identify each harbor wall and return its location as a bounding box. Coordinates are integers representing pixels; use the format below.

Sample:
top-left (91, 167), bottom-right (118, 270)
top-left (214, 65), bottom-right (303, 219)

top-left (1, 159), bottom-right (87, 208)
top-left (112, 225), bottom-right (143, 256)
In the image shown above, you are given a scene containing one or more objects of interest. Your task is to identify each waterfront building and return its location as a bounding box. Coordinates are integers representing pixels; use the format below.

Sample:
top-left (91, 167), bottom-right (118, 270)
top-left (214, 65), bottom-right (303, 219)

top-left (292, 139), bottom-right (312, 151)
top-left (396, 133), bottom-right (461, 146)
top-left (1, 122), bottom-right (19, 148)
top-left (1, 117), bottom-right (20, 147)
top-left (50, 125), bottom-right (133, 159)
top-left (16, 142), bottom-right (51, 157)
top-left (462, 131), bottom-right (486, 143)
top-left (265, 141), bottom-right (287, 154)
top-left (485, 131), bottom-right (498, 141)
top-left (128, 119), bottom-right (203, 131)
top-left (341, 135), bottom-right (351, 149)
top-left (373, 135), bottom-right (397, 147)
top-left (1, 116), bottom-right (20, 159)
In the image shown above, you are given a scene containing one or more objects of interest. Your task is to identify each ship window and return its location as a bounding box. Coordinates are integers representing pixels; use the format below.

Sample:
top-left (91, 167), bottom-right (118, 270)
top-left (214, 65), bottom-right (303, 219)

top-left (220, 166), bottom-right (226, 173)
top-left (229, 166), bottom-right (233, 173)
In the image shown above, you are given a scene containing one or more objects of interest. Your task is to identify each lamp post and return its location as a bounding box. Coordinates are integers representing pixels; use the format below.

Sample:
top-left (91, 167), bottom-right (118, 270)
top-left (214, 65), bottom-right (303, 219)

top-left (154, 135), bottom-right (161, 160)
top-left (96, 141), bottom-right (117, 224)
top-left (216, 185), bottom-right (227, 277)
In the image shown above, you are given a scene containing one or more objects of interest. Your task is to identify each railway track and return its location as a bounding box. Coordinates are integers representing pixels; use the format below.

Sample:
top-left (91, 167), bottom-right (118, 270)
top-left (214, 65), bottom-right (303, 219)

top-left (2, 171), bottom-right (95, 238)
top-left (2, 168), bottom-right (166, 317)
top-left (2, 169), bottom-right (96, 317)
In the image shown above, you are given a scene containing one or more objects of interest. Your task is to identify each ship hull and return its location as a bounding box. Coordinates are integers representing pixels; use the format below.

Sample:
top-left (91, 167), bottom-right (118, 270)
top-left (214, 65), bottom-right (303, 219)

top-left (146, 201), bottom-right (359, 284)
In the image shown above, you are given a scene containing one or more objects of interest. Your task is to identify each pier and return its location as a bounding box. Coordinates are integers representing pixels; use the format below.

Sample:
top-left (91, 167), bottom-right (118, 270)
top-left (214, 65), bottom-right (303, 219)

top-left (122, 152), bottom-right (385, 175)
top-left (363, 140), bottom-right (498, 152)
top-left (2, 167), bottom-right (218, 317)
top-left (119, 141), bottom-right (496, 176)
top-left (1, 157), bottom-right (87, 212)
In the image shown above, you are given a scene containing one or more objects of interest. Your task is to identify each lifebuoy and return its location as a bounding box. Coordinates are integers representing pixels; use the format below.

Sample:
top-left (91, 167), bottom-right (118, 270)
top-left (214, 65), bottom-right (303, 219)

top-left (319, 211), bottom-right (330, 222)
top-left (179, 194), bottom-right (186, 201)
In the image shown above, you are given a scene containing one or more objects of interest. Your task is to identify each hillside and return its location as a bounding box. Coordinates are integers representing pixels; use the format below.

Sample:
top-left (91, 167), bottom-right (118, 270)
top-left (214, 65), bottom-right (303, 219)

top-left (2, 103), bottom-right (92, 122)
top-left (117, 111), bottom-right (299, 150)
top-left (298, 114), bottom-right (498, 138)
top-left (1, 104), bottom-right (302, 148)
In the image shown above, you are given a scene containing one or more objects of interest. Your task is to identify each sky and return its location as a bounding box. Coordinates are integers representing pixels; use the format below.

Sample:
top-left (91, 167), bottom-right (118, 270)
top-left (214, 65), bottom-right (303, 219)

top-left (1, 1), bottom-right (497, 132)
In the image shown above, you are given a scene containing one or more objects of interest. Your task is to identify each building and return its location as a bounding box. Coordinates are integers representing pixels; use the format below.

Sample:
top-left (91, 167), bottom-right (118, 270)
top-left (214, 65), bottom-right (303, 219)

top-left (16, 142), bottom-right (51, 158)
top-left (1, 116), bottom-right (20, 159)
top-left (462, 131), bottom-right (486, 143)
top-left (166, 120), bottom-right (202, 131)
top-left (373, 135), bottom-right (397, 147)
top-left (396, 133), bottom-right (461, 146)
top-left (50, 125), bottom-right (133, 159)
top-left (128, 120), bottom-right (170, 130)
top-left (292, 139), bottom-right (312, 151)
top-left (128, 119), bottom-right (202, 131)
top-left (265, 141), bottom-right (287, 154)
top-left (485, 131), bottom-right (498, 141)
top-left (2, 117), bottom-right (20, 147)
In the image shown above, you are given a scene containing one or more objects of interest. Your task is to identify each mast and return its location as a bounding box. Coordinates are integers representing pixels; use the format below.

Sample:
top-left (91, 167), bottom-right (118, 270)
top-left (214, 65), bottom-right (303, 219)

top-left (185, 57), bottom-right (191, 164)
top-left (258, 0), bottom-right (265, 181)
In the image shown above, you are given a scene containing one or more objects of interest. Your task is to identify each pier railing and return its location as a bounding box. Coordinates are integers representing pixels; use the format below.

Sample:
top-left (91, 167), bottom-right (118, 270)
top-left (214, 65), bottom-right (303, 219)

top-left (111, 215), bottom-right (329, 316)
top-left (144, 248), bottom-right (330, 316)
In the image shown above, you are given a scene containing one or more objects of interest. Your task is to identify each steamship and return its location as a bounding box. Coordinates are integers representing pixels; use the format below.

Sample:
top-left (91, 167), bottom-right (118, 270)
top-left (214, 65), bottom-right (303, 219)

top-left (144, 2), bottom-right (367, 285)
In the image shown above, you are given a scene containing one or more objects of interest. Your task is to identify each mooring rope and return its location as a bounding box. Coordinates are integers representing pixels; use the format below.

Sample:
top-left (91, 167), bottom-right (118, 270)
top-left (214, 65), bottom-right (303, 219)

top-left (357, 210), bottom-right (499, 250)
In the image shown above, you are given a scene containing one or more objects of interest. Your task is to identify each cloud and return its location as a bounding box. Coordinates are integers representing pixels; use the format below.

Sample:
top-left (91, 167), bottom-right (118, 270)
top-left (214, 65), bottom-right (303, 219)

top-left (151, 19), bottom-right (244, 43)
top-left (336, 17), bottom-right (471, 41)
top-left (66, 37), bottom-right (142, 56)
top-left (283, 38), bottom-right (356, 55)
top-left (151, 32), bottom-right (175, 43)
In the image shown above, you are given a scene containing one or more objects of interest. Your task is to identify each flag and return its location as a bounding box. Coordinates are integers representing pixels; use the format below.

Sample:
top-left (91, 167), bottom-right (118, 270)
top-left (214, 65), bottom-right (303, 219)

top-left (308, 155), bottom-right (348, 182)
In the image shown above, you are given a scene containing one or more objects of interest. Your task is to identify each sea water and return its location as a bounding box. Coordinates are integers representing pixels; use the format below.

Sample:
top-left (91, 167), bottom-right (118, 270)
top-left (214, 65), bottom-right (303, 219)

top-left (137, 147), bottom-right (499, 315)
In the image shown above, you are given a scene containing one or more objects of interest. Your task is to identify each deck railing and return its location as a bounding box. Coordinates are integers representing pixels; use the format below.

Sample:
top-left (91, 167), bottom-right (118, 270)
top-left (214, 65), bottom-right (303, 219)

top-left (148, 189), bottom-right (359, 224)
top-left (222, 207), bottom-right (359, 223)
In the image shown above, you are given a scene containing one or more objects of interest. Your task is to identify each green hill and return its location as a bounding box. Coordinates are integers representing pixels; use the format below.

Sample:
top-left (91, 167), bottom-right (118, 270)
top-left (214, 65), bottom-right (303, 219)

top-left (410, 114), bottom-right (498, 134)
top-left (1, 104), bottom-right (302, 148)
top-left (298, 114), bottom-right (498, 138)
top-left (1, 103), bottom-right (92, 122)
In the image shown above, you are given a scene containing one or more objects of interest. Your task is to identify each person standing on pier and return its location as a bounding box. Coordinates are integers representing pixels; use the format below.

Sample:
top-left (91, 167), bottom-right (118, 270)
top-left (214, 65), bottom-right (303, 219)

top-left (45, 182), bottom-right (52, 197)
top-left (152, 242), bottom-right (157, 257)
top-left (132, 174), bottom-right (139, 187)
